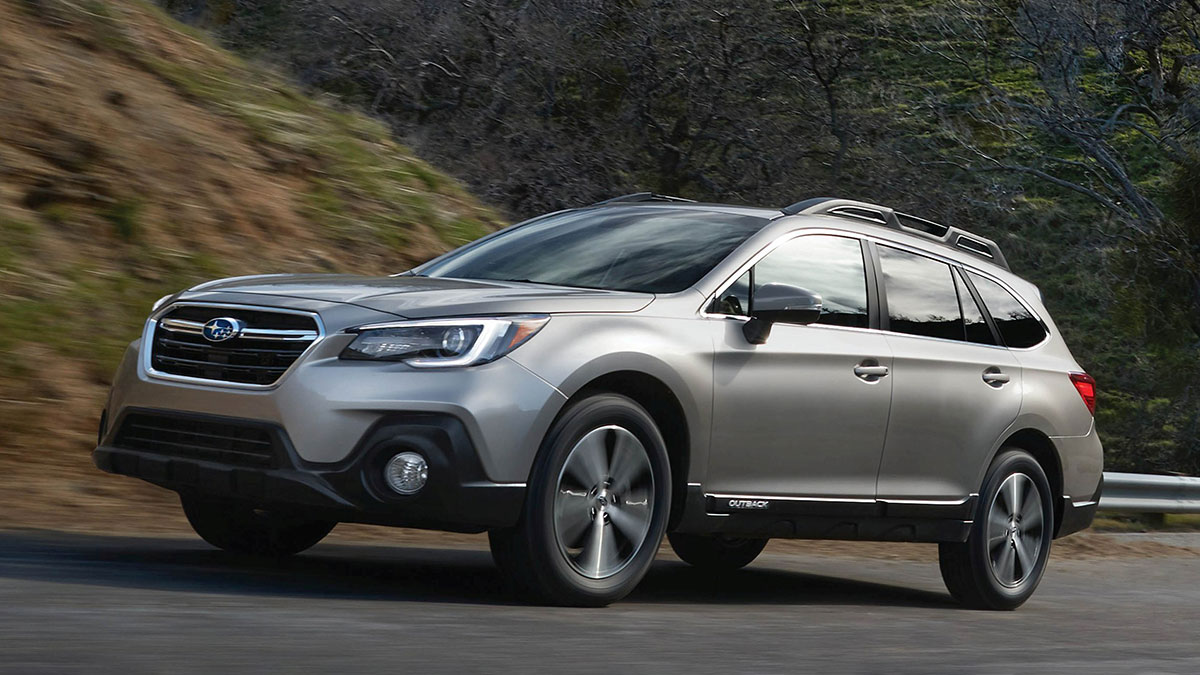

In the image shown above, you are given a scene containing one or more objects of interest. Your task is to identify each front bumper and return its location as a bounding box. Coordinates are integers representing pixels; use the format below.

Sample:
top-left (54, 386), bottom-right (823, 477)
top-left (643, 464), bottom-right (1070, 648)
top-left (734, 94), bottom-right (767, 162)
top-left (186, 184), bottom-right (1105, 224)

top-left (97, 296), bottom-right (569, 530)
top-left (104, 322), bottom-right (566, 482)
top-left (95, 408), bottom-right (525, 531)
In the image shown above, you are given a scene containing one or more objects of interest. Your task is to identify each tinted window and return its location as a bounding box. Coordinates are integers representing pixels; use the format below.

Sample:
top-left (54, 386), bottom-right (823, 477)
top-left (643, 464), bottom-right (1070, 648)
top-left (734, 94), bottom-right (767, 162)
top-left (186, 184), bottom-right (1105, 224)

top-left (709, 270), bottom-right (750, 316)
top-left (955, 270), bottom-right (995, 345)
top-left (752, 235), bottom-right (868, 328)
top-left (967, 272), bottom-right (1047, 348)
top-left (419, 207), bottom-right (766, 293)
top-left (878, 246), bottom-right (963, 341)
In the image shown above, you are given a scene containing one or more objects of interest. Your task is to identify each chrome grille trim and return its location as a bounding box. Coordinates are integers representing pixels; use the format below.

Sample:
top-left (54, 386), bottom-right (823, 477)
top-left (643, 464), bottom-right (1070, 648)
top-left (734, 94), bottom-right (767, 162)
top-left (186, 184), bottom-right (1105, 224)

top-left (159, 318), bottom-right (320, 341)
top-left (142, 302), bottom-right (326, 390)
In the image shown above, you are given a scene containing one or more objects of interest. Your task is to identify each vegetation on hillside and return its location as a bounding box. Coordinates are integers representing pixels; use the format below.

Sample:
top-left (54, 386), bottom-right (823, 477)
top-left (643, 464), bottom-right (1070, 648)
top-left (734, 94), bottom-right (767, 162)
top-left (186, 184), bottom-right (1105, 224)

top-left (0, 0), bottom-right (498, 527)
top-left (165, 0), bottom-right (1200, 475)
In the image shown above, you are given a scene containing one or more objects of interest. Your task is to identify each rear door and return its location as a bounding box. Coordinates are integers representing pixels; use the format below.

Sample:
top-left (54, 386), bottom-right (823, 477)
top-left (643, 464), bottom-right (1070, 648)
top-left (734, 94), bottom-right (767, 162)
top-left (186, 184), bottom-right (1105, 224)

top-left (707, 233), bottom-right (893, 500)
top-left (872, 244), bottom-right (1022, 503)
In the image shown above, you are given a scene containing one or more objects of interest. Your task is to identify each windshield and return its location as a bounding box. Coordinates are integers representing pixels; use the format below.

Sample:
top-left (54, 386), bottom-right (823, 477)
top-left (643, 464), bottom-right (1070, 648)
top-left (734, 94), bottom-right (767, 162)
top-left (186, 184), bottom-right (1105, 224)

top-left (417, 207), bottom-right (768, 293)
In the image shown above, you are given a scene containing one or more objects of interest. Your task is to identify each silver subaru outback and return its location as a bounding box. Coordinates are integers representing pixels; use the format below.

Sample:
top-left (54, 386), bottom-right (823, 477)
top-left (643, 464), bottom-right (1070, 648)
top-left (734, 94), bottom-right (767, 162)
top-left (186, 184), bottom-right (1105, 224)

top-left (95, 194), bottom-right (1103, 609)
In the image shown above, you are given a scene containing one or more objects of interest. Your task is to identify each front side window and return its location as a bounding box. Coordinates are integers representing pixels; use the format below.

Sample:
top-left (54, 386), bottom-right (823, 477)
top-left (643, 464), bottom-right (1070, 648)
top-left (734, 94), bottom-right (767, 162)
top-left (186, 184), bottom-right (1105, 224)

top-left (878, 246), bottom-right (964, 341)
top-left (710, 270), bottom-right (751, 316)
top-left (967, 272), bottom-right (1047, 348)
top-left (720, 234), bottom-right (869, 328)
top-left (419, 207), bottom-right (767, 293)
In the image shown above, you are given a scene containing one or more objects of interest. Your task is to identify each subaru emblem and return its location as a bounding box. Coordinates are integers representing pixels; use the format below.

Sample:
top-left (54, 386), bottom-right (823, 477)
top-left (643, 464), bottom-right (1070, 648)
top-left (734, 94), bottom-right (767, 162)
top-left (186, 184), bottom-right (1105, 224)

top-left (202, 317), bottom-right (245, 342)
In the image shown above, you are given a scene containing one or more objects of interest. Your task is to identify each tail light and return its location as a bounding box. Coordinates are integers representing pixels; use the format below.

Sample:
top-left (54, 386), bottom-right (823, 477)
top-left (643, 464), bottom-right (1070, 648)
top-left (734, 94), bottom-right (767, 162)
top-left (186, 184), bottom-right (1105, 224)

top-left (1070, 372), bottom-right (1096, 415)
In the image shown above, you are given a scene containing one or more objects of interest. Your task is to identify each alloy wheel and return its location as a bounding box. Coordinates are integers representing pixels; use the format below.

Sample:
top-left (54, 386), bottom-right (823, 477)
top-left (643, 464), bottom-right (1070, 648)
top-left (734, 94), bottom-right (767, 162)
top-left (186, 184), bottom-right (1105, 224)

top-left (553, 425), bottom-right (654, 579)
top-left (986, 472), bottom-right (1044, 588)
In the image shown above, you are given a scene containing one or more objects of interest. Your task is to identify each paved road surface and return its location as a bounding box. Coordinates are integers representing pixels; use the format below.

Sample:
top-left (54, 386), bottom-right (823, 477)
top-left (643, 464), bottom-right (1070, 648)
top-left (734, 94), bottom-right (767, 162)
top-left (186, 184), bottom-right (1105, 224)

top-left (0, 531), bottom-right (1196, 674)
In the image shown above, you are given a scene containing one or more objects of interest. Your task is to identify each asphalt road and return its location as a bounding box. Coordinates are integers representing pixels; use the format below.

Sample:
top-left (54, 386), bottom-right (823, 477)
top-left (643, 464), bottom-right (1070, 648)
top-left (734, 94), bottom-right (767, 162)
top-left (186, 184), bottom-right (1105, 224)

top-left (0, 531), bottom-right (1197, 674)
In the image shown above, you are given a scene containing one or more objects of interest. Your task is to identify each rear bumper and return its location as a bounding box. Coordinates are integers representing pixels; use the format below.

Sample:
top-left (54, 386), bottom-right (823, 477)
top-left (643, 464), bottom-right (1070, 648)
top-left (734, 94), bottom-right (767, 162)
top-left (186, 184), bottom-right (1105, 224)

top-left (1056, 475), bottom-right (1103, 539)
top-left (94, 409), bottom-right (525, 532)
top-left (1052, 421), bottom-right (1104, 538)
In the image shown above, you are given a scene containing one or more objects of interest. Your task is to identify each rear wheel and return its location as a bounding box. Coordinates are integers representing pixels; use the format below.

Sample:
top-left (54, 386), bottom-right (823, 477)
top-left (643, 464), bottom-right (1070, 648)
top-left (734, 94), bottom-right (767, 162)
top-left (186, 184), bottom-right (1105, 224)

top-left (939, 449), bottom-right (1053, 610)
top-left (489, 393), bottom-right (671, 606)
top-left (668, 533), bottom-right (768, 571)
top-left (181, 495), bottom-right (335, 557)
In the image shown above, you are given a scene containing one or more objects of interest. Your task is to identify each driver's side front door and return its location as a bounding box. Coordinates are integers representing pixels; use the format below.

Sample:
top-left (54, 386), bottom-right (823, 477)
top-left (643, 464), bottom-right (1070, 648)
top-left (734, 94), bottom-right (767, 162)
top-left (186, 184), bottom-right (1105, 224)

top-left (706, 233), bottom-right (893, 501)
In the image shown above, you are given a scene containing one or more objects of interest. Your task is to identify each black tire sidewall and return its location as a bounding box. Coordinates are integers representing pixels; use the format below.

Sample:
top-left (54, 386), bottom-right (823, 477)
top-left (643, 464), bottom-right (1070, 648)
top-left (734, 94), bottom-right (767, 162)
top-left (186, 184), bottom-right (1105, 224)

top-left (970, 449), bottom-right (1054, 607)
top-left (523, 393), bottom-right (672, 604)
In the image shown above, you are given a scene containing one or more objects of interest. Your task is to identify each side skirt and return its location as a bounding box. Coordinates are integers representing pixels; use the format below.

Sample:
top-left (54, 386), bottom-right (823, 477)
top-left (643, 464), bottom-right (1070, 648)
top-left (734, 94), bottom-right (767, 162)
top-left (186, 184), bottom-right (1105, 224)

top-left (672, 485), bottom-right (975, 543)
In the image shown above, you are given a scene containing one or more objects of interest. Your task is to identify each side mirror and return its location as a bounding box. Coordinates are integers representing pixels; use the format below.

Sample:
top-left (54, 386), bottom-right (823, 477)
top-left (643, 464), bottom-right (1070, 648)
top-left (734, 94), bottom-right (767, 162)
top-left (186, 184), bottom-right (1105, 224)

top-left (742, 283), bottom-right (823, 344)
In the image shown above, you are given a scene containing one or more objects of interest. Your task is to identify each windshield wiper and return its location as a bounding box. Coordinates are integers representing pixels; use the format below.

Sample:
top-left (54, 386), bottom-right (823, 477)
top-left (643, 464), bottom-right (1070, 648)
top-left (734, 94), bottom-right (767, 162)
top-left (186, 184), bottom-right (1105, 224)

top-left (495, 278), bottom-right (618, 291)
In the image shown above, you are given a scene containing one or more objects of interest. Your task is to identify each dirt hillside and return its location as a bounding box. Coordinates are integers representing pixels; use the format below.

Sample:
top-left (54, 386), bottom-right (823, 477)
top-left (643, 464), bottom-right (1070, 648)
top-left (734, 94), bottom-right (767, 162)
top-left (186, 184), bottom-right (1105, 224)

top-left (0, 0), bottom-right (500, 532)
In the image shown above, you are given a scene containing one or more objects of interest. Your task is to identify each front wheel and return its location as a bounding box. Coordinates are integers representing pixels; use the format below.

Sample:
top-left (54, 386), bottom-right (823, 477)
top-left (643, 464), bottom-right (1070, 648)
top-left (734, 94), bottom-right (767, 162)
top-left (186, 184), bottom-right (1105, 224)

top-left (490, 393), bottom-right (671, 606)
top-left (181, 495), bottom-right (335, 557)
top-left (939, 449), bottom-right (1054, 610)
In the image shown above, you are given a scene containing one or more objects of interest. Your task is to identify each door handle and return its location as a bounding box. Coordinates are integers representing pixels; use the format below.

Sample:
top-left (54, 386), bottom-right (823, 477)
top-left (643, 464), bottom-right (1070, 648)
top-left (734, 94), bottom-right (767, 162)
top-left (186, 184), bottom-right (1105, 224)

top-left (854, 364), bottom-right (890, 379)
top-left (982, 369), bottom-right (1011, 386)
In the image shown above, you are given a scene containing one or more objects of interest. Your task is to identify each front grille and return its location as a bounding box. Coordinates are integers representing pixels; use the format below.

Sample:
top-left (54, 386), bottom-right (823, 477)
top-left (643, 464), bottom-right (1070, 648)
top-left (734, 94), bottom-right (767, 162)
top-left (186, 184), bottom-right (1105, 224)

top-left (114, 412), bottom-right (280, 468)
top-left (150, 305), bottom-right (320, 386)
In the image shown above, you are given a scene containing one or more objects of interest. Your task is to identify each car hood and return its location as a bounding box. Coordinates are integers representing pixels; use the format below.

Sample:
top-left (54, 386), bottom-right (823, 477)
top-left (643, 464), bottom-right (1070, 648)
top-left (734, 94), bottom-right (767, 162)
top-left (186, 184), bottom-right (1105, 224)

top-left (179, 274), bottom-right (654, 318)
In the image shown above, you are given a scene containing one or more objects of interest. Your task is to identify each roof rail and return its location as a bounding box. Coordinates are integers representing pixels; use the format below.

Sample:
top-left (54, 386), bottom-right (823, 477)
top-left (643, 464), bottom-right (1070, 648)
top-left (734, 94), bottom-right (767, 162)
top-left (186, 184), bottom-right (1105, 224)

top-left (590, 192), bottom-right (696, 206)
top-left (780, 197), bottom-right (1010, 270)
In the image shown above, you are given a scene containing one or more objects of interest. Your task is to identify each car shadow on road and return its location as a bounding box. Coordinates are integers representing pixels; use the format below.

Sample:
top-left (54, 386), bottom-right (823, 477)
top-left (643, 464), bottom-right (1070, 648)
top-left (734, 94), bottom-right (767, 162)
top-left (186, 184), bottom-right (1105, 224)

top-left (0, 530), bottom-right (954, 609)
top-left (632, 563), bottom-right (954, 608)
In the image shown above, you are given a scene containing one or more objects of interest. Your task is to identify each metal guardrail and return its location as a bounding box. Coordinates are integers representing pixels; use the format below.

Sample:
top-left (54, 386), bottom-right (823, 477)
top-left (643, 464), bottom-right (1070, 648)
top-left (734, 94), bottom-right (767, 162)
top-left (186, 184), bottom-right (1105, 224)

top-left (1098, 472), bottom-right (1200, 514)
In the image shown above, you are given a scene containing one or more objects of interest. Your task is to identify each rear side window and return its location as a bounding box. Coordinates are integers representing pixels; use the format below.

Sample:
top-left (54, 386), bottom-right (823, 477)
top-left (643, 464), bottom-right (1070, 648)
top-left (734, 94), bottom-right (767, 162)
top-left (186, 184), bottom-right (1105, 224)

top-left (967, 272), bottom-right (1047, 348)
top-left (751, 235), bottom-right (869, 328)
top-left (877, 246), bottom-right (964, 341)
top-left (955, 270), bottom-right (995, 345)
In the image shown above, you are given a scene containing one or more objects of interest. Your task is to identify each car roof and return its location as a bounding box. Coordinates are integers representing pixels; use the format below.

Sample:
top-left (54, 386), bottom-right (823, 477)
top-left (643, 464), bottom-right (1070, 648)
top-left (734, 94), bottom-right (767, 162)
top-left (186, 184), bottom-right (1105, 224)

top-left (591, 194), bottom-right (1012, 274)
top-left (588, 200), bottom-right (1017, 277)
top-left (583, 201), bottom-right (782, 220)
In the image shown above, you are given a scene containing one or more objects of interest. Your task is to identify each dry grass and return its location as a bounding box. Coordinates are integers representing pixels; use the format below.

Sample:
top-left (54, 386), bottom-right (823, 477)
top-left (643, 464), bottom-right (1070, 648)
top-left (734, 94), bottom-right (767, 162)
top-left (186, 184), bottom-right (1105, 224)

top-left (0, 0), bottom-right (500, 528)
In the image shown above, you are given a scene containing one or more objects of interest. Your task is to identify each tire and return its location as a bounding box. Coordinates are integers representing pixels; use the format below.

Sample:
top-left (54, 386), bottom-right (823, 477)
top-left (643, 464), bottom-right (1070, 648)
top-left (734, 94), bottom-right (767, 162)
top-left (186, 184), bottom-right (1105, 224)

top-left (668, 533), bottom-right (768, 571)
top-left (489, 393), bottom-right (672, 606)
top-left (181, 495), bottom-right (335, 557)
top-left (939, 448), bottom-right (1054, 610)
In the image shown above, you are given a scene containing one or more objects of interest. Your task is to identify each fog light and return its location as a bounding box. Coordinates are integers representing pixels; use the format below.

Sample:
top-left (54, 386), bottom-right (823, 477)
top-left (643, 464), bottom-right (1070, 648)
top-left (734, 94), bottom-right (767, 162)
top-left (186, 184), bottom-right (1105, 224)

top-left (384, 451), bottom-right (428, 495)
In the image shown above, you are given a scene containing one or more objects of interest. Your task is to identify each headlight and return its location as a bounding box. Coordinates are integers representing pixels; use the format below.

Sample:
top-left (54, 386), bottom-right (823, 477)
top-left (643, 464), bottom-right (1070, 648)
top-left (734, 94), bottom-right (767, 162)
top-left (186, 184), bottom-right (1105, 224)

top-left (340, 316), bottom-right (549, 367)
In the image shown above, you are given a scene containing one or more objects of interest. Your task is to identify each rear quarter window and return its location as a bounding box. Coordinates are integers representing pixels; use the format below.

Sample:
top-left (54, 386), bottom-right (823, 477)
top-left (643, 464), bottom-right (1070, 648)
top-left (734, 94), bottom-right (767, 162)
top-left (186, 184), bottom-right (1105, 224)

top-left (954, 269), bottom-right (995, 346)
top-left (966, 272), bottom-right (1047, 348)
